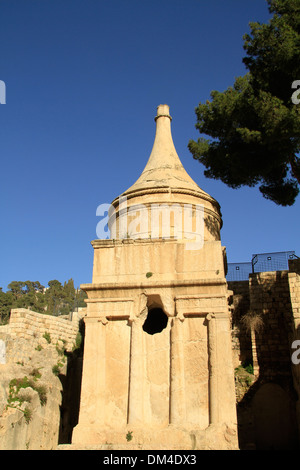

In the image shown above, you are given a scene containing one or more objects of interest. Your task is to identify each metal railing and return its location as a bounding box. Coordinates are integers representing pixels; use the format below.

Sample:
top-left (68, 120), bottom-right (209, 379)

top-left (227, 251), bottom-right (298, 282)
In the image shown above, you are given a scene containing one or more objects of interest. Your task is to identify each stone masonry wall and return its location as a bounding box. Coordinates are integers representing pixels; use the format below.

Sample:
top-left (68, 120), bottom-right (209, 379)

top-left (249, 271), bottom-right (294, 378)
top-left (289, 268), bottom-right (300, 334)
top-left (288, 265), bottom-right (300, 408)
top-left (229, 269), bottom-right (299, 378)
top-left (0, 308), bottom-right (84, 449)
top-left (229, 264), bottom-right (300, 449)
top-left (228, 280), bottom-right (251, 368)
top-left (0, 308), bottom-right (82, 365)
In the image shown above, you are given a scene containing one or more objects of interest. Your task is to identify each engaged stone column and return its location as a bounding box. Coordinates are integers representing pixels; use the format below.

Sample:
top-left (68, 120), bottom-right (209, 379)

top-left (215, 312), bottom-right (237, 425)
top-left (170, 316), bottom-right (186, 424)
top-left (206, 313), bottom-right (218, 424)
top-left (127, 294), bottom-right (147, 426)
top-left (127, 316), bottom-right (145, 425)
top-left (73, 317), bottom-right (107, 441)
top-left (206, 312), bottom-right (237, 426)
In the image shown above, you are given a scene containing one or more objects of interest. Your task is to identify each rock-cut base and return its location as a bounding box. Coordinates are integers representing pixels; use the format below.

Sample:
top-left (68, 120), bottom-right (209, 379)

top-left (58, 423), bottom-right (238, 450)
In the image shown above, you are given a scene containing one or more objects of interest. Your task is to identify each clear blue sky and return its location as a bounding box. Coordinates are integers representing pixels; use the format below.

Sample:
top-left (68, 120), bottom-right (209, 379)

top-left (0, 0), bottom-right (299, 291)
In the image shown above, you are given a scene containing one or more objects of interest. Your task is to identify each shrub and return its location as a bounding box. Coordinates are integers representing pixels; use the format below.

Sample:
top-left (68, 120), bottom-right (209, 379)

top-left (23, 407), bottom-right (32, 424)
top-left (7, 374), bottom-right (48, 415)
top-left (73, 332), bottom-right (82, 351)
top-left (43, 331), bottom-right (51, 343)
top-left (30, 368), bottom-right (41, 380)
top-left (52, 364), bottom-right (60, 376)
top-left (34, 384), bottom-right (47, 406)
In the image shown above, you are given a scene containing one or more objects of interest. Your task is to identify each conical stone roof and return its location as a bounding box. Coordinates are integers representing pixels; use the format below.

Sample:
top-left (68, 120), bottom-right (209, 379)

top-left (121, 104), bottom-right (215, 201)
top-left (109, 104), bottom-right (222, 241)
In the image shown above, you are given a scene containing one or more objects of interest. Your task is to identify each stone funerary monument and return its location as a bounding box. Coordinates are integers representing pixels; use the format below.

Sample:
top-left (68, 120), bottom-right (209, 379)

top-left (72, 105), bottom-right (238, 449)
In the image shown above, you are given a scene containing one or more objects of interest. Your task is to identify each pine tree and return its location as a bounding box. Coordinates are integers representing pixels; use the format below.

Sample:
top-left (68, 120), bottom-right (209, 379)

top-left (188, 0), bottom-right (300, 206)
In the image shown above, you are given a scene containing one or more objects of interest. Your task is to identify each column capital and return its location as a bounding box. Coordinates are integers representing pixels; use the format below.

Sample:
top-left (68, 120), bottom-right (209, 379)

top-left (206, 313), bottom-right (216, 322)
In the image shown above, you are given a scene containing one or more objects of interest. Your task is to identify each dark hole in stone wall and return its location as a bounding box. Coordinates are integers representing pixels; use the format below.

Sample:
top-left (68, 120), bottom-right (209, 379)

top-left (142, 307), bottom-right (168, 335)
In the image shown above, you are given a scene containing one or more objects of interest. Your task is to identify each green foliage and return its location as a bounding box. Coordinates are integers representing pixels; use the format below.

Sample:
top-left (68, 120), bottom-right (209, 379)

top-left (189, 0), bottom-right (300, 206)
top-left (234, 363), bottom-right (255, 400)
top-left (52, 364), bottom-right (60, 376)
top-left (126, 431), bottom-right (133, 442)
top-left (29, 368), bottom-right (42, 380)
top-left (34, 384), bottom-right (47, 406)
top-left (45, 278), bottom-right (87, 316)
top-left (6, 375), bottom-right (47, 422)
top-left (8, 377), bottom-right (32, 405)
top-left (52, 360), bottom-right (65, 376)
top-left (244, 363), bottom-right (254, 375)
top-left (0, 289), bottom-right (13, 324)
top-left (43, 332), bottom-right (51, 344)
top-left (0, 278), bottom-right (87, 324)
top-left (235, 361), bottom-right (254, 377)
top-left (73, 332), bottom-right (82, 351)
top-left (23, 407), bottom-right (32, 424)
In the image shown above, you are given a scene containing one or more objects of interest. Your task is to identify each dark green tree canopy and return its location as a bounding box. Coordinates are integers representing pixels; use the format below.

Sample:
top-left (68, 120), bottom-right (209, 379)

top-left (0, 278), bottom-right (87, 324)
top-left (188, 0), bottom-right (300, 206)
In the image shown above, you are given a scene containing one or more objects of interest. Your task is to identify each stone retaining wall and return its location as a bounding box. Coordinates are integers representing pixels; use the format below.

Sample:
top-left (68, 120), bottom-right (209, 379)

top-left (249, 270), bottom-right (294, 377)
top-left (229, 263), bottom-right (300, 449)
top-left (228, 280), bottom-right (251, 368)
top-left (0, 308), bottom-right (84, 365)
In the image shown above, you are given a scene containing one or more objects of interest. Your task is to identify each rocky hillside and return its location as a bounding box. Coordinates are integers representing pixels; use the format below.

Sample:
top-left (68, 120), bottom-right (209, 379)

top-left (0, 308), bottom-right (84, 450)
